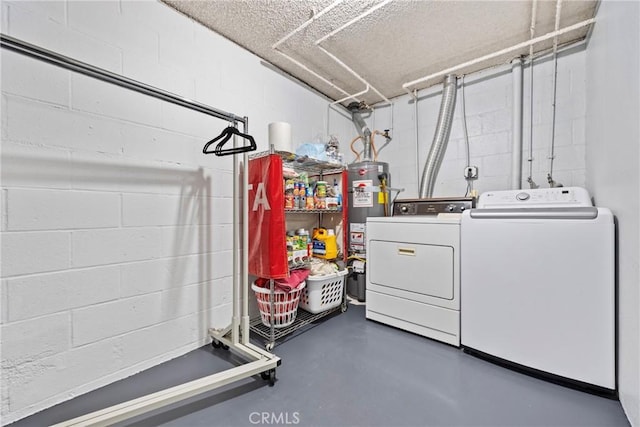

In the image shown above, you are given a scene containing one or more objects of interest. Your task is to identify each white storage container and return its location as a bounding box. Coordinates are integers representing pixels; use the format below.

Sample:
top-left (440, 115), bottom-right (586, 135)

top-left (299, 269), bottom-right (347, 314)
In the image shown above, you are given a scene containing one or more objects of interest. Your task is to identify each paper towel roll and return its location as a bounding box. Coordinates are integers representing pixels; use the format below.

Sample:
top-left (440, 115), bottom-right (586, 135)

top-left (268, 122), bottom-right (292, 152)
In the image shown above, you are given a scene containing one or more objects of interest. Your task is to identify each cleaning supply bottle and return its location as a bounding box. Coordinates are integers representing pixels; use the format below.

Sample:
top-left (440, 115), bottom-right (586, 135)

top-left (333, 178), bottom-right (342, 209)
top-left (312, 227), bottom-right (338, 260)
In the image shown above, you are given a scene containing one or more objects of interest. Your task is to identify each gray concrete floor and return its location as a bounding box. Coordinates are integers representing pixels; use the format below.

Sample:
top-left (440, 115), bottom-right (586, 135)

top-left (10, 304), bottom-right (630, 427)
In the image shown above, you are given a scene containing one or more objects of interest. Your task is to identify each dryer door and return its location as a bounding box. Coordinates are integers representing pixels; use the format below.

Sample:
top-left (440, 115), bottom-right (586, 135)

top-left (369, 240), bottom-right (453, 299)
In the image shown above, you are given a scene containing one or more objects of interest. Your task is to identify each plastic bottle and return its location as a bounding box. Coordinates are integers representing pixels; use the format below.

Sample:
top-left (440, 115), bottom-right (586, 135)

top-left (312, 227), bottom-right (338, 260)
top-left (333, 178), bottom-right (342, 209)
top-left (305, 186), bottom-right (315, 209)
top-left (295, 228), bottom-right (310, 260)
top-left (325, 135), bottom-right (340, 163)
top-left (316, 181), bottom-right (327, 197)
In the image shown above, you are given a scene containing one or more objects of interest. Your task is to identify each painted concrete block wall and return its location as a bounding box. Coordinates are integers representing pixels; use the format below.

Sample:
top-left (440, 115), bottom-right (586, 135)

top-left (0, 1), bottom-right (352, 423)
top-left (585, 1), bottom-right (640, 425)
top-left (363, 48), bottom-right (587, 198)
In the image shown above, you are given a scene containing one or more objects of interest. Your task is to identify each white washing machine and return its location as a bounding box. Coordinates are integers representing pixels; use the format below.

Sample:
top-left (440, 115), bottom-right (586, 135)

top-left (366, 198), bottom-right (473, 347)
top-left (461, 187), bottom-right (615, 394)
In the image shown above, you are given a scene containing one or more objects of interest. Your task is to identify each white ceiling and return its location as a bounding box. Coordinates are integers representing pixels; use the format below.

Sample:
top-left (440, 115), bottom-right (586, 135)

top-left (163, 0), bottom-right (597, 106)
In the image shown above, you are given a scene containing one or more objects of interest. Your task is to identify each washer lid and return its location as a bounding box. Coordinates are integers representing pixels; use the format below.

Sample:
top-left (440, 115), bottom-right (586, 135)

top-left (477, 187), bottom-right (592, 209)
top-left (470, 206), bottom-right (599, 220)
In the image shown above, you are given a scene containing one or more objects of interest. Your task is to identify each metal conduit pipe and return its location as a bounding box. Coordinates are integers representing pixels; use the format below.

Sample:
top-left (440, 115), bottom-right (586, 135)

top-left (511, 57), bottom-right (524, 190)
top-left (419, 74), bottom-right (458, 198)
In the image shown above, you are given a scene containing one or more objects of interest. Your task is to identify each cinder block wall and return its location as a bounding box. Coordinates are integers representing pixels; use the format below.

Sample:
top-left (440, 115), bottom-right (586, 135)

top-left (368, 47), bottom-right (588, 198)
top-left (0, 0), bottom-right (594, 424)
top-left (0, 1), bottom-right (352, 423)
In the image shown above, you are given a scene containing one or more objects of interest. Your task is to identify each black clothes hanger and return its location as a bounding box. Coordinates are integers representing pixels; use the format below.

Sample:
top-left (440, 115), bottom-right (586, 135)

top-left (203, 125), bottom-right (257, 157)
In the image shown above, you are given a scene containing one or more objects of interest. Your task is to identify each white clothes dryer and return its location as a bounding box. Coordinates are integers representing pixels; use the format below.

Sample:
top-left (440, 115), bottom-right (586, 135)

top-left (461, 187), bottom-right (615, 394)
top-left (366, 198), bottom-right (473, 346)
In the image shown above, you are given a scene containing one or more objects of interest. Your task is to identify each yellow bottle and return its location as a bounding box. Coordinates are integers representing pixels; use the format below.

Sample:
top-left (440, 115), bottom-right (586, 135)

top-left (312, 228), bottom-right (338, 260)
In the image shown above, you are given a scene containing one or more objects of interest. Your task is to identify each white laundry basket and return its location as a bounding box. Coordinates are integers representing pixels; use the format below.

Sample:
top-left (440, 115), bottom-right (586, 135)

top-left (299, 269), bottom-right (347, 314)
top-left (251, 281), bottom-right (306, 328)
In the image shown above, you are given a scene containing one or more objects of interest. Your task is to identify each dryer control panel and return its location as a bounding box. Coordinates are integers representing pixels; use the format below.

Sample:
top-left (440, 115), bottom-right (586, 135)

top-left (477, 187), bottom-right (592, 209)
top-left (393, 197), bottom-right (474, 215)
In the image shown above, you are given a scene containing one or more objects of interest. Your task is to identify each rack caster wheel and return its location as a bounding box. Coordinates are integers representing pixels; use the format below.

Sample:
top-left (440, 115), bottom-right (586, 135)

top-left (265, 343), bottom-right (274, 351)
top-left (211, 339), bottom-right (229, 350)
top-left (341, 305), bottom-right (348, 313)
top-left (261, 369), bottom-right (276, 386)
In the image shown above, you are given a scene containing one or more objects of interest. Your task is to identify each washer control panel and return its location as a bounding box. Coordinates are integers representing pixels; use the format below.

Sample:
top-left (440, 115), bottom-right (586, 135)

top-left (393, 198), bottom-right (475, 215)
top-left (478, 187), bottom-right (592, 209)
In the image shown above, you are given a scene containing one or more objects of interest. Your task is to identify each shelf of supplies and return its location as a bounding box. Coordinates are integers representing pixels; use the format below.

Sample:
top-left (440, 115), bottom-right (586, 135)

top-left (285, 208), bottom-right (342, 214)
top-left (250, 306), bottom-right (344, 344)
top-left (248, 150), bottom-right (348, 350)
top-left (249, 150), bottom-right (344, 175)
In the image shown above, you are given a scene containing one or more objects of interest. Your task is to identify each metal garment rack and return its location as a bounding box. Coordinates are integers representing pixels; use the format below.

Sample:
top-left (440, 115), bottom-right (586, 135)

top-left (1, 34), bottom-right (280, 426)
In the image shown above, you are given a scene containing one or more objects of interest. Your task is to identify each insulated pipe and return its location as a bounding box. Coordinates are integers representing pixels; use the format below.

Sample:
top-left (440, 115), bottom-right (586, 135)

top-left (402, 18), bottom-right (595, 91)
top-left (315, 0), bottom-right (392, 45)
top-left (274, 50), bottom-right (354, 100)
top-left (314, 1), bottom-right (393, 105)
top-left (419, 74), bottom-right (458, 198)
top-left (511, 58), bottom-right (524, 190)
top-left (272, 0), bottom-right (343, 50)
top-left (317, 46), bottom-right (391, 105)
top-left (271, 1), bottom-right (356, 102)
top-left (330, 84), bottom-right (370, 106)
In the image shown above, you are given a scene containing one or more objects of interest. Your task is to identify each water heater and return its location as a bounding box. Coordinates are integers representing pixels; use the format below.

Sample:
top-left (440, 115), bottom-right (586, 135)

top-left (346, 160), bottom-right (390, 301)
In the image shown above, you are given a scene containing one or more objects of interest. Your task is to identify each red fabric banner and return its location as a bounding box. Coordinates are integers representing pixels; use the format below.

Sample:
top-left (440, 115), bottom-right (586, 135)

top-left (248, 154), bottom-right (288, 279)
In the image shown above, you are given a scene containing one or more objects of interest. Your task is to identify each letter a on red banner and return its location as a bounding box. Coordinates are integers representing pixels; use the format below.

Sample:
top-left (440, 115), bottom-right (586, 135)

top-left (248, 154), bottom-right (288, 279)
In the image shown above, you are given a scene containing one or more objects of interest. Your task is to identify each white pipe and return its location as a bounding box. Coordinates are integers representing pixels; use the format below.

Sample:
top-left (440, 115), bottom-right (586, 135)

top-left (315, 0), bottom-right (393, 45)
top-left (461, 75), bottom-right (473, 196)
top-left (547, 0), bottom-right (563, 186)
top-left (511, 58), bottom-right (524, 190)
top-left (330, 84), bottom-right (370, 105)
top-left (272, 0), bottom-right (343, 49)
top-left (527, 0), bottom-right (538, 187)
top-left (553, 0), bottom-right (563, 45)
top-left (317, 46), bottom-right (391, 104)
top-left (274, 50), bottom-right (354, 99)
top-left (271, 1), bottom-right (356, 102)
top-left (402, 18), bottom-right (595, 90)
top-left (314, 1), bottom-right (393, 105)
top-left (273, 0), bottom-right (391, 107)
top-left (529, 0), bottom-right (538, 59)
top-left (414, 89), bottom-right (420, 191)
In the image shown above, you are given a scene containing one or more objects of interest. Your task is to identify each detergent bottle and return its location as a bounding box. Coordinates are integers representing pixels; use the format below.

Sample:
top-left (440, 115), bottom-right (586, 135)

top-left (312, 227), bottom-right (338, 260)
